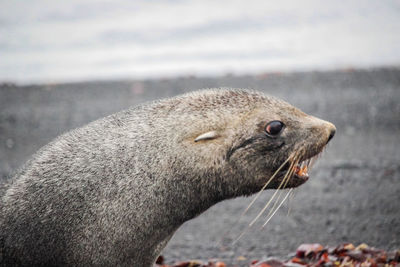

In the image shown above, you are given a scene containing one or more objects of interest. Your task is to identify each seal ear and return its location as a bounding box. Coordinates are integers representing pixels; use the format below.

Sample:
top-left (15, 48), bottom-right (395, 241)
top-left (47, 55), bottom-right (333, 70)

top-left (194, 131), bottom-right (218, 142)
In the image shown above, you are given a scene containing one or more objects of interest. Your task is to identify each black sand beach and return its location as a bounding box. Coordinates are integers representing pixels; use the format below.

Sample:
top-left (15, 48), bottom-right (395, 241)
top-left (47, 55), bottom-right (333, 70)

top-left (1, 68), bottom-right (399, 266)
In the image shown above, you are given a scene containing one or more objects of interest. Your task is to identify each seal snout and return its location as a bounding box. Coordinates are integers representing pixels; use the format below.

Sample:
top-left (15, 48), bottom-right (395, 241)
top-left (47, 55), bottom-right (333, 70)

top-left (326, 122), bottom-right (336, 144)
top-left (327, 128), bottom-right (335, 143)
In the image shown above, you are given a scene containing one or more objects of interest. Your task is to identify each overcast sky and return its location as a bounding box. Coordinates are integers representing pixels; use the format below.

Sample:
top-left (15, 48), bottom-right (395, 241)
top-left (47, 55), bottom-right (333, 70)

top-left (1, 0), bottom-right (399, 84)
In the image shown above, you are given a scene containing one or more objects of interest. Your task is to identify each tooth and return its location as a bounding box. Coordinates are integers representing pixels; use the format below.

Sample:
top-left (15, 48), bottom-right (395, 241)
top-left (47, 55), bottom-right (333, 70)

top-left (296, 165), bottom-right (308, 177)
top-left (302, 165), bottom-right (308, 173)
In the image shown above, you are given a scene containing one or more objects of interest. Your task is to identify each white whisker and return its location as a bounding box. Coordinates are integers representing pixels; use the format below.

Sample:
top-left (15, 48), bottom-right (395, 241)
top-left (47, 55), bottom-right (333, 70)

top-left (287, 189), bottom-right (295, 216)
top-left (219, 154), bottom-right (293, 247)
top-left (261, 188), bottom-right (293, 228)
top-left (248, 159), bottom-right (296, 227)
top-left (231, 156), bottom-right (297, 245)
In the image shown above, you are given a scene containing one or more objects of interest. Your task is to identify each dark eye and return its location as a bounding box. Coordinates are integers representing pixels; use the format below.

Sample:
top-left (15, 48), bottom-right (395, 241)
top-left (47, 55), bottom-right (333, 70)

top-left (265, 120), bottom-right (285, 136)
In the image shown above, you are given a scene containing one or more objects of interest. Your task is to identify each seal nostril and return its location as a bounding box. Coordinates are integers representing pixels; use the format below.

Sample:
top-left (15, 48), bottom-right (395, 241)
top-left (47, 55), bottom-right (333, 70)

top-left (327, 128), bottom-right (336, 143)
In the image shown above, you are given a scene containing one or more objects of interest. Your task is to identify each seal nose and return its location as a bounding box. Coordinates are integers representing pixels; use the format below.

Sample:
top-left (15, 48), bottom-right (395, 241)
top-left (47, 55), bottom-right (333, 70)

top-left (326, 124), bottom-right (336, 144)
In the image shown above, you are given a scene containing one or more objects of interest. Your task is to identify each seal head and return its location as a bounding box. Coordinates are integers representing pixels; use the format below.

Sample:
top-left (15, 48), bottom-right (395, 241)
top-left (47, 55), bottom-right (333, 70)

top-left (180, 89), bottom-right (335, 199)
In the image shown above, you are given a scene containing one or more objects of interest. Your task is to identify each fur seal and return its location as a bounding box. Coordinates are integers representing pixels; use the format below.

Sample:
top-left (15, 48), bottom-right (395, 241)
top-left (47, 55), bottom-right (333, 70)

top-left (0, 89), bottom-right (335, 266)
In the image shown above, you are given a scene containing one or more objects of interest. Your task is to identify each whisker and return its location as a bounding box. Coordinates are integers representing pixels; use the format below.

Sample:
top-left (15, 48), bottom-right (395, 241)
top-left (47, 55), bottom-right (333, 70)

top-left (261, 158), bottom-right (298, 227)
top-left (231, 223), bottom-right (251, 245)
top-left (258, 145), bottom-right (322, 229)
top-left (287, 189), bottom-right (295, 216)
top-left (265, 190), bottom-right (283, 219)
top-left (218, 154), bottom-right (293, 247)
top-left (261, 188), bottom-right (293, 228)
top-left (231, 157), bottom-right (297, 245)
top-left (248, 158), bottom-right (297, 227)
top-left (241, 156), bottom-right (292, 216)
top-left (265, 157), bottom-right (298, 219)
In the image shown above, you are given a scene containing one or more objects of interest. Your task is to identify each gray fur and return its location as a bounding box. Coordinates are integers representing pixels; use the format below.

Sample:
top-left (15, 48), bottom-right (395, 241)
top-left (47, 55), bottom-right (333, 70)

top-left (0, 89), bottom-right (335, 266)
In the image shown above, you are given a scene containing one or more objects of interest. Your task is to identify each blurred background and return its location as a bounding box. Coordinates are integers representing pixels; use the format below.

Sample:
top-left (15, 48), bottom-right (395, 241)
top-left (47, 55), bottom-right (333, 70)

top-left (1, 1), bottom-right (399, 266)
top-left (1, 0), bottom-right (400, 84)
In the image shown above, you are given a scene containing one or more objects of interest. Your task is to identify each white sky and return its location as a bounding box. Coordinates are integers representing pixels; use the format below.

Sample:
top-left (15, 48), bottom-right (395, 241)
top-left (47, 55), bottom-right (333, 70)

top-left (1, 0), bottom-right (399, 84)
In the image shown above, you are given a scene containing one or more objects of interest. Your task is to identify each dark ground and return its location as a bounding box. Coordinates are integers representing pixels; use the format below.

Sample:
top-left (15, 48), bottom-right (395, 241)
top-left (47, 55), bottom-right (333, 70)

top-left (1, 68), bottom-right (399, 266)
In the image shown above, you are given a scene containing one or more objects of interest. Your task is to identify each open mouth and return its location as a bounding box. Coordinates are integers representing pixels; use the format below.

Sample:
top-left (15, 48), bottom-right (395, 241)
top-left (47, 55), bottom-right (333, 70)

top-left (276, 154), bottom-right (320, 187)
top-left (293, 161), bottom-right (310, 180)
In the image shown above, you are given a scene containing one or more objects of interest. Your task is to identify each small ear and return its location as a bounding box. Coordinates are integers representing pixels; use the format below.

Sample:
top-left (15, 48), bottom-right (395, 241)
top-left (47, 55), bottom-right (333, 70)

top-left (194, 131), bottom-right (219, 142)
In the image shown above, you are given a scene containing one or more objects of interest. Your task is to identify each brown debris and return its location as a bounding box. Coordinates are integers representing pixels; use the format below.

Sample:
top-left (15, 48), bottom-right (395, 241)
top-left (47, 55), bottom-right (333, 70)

top-left (155, 243), bottom-right (399, 267)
